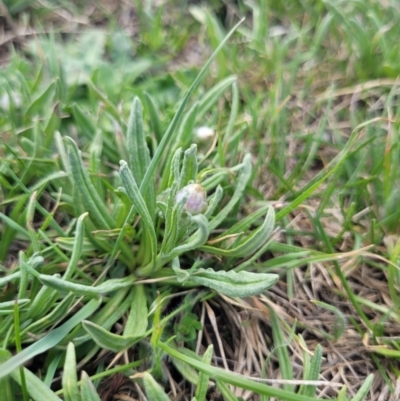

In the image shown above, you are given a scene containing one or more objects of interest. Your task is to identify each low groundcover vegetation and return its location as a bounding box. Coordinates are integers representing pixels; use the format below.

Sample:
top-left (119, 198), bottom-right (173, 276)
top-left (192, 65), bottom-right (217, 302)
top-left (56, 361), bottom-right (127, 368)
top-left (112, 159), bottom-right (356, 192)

top-left (1, 1), bottom-right (400, 400)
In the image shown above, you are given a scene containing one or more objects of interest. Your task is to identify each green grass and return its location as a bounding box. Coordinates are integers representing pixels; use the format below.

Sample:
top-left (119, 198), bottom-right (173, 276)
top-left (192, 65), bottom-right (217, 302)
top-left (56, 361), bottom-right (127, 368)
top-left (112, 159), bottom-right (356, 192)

top-left (1, 1), bottom-right (400, 400)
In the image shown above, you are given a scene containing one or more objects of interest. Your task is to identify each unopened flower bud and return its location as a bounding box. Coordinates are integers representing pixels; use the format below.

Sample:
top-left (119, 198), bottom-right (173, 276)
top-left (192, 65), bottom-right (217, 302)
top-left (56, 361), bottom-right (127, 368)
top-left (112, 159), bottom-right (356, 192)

top-left (176, 184), bottom-right (208, 215)
top-left (195, 126), bottom-right (214, 143)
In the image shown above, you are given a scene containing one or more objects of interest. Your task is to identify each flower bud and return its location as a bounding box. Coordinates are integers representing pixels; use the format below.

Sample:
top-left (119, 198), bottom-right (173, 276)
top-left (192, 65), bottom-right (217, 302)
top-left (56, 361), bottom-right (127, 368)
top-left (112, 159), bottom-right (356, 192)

top-left (176, 184), bottom-right (208, 215)
top-left (194, 126), bottom-right (214, 143)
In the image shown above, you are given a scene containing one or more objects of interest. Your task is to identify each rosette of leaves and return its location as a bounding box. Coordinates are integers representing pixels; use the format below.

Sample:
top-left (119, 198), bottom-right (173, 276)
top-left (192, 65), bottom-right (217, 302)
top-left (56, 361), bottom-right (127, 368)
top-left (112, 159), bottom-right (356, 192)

top-left (63, 98), bottom-right (278, 298)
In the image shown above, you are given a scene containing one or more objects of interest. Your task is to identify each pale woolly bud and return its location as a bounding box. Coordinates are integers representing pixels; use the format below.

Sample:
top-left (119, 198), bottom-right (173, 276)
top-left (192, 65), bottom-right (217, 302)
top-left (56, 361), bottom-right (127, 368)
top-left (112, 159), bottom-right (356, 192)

top-left (176, 184), bottom-right (208, 215)
top-left (194, 126), bottom-right (214, 143)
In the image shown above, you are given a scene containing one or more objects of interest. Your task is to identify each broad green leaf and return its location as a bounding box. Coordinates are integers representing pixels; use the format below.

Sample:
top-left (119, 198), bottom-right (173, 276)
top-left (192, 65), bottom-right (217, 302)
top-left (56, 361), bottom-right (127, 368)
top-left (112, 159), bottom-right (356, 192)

top-left (0, 298), bottom-right (101, 379)
top-left (63, 343), bottom-right (81, 401)
top-left (187, 268), bottom-right (278, 298)
top-left (142, 372), bottom-right (171, 401)
top-left (82, 320), bottom-right (141, 353)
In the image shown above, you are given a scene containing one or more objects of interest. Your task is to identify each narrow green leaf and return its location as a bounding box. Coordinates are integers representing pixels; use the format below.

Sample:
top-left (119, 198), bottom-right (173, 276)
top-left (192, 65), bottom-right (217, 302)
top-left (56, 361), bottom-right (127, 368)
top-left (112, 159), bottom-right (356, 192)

top-left (275, 122), bottom-right (372, 222)
top-left (216, 380), bottom-right (240, 401)
top-left (302, 344), bottom-right (322, 397)
top-left (208, 153), bottom-right (252, 230)
top-left (17, 252), bottom-right (29, 299)
top-left (173, 214), bottom-right (209, 253)
top-left (0, 212), bottom-right (30, 239)
top-left (195, 345), bottom-right (213, 401)
top-left (127, 97), bottom-right (156, 218)
top-left (222, 79), bottom-right (239, 157)
top-left (142, 372), bottom-right (171, 401)
top-left (201, 205), bottom-right (275, 257)
top-left (0, 298), bottom-right (101, 379)
top-left (124, 284), bottom-right (148, 338)
top-left (44, 352), bottom-right (63, 387)
top-left (72, 103), bottom-right (97, 140)
top-left (25, 80), bottom-right (56, 117)
top-left (140, 18), bottom-right (244, 196)
top-left (159, 342), bottom-right (326, 401)
top-left (0, 371), bottom-right (14, 400)
top-left (197, 76), bottom-right (237, 118)
top-left (338, 385), bottom-right (348, 401)
top-left (63, 212), bottom-right (88, 280)
top-left (0, 300), bottom-right (30, 310)
top-left (33, 273), bottom-right (136, 297)
top-left (188, 268), bottom-right (279, 298)
top-left (127, 97), bottom-right (150, 184)
top-left (0, 254), bottom-right (43, 286)
top-left (351, 373), bottom-right (373, 401)
top-left (3, 351), bottom-right (63, 401)
top-left (26, 191), bottom-right (40, 253)
top-left (82, 320), bottom-right (141, 353)
top-left (22, 294), bottom-right (74, 338)
top-left (66, 137), bottom-right (115, 230)
top-left (204, 185), bottom-right (224, 219)
top-left (63, 343), bottom-right (81, 401)
top-left (119, 160), bottom-right (157, 267)
top-left (80, 371), bottom-right (101, 401)
top-left (270, 308), bottom-right (294, 392)
top-left (143, 92), bottom-right (163, 143)
top-left (149, 214), bottom-right (209, 274)
top-left (311, 300), bottom-right (346, 340)
top-left (179, 144), bottom-right (198, 188)
top-left (13, 300), bottom-right (29, 401)
top-left (172, 357), bottom-right (199, 384)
